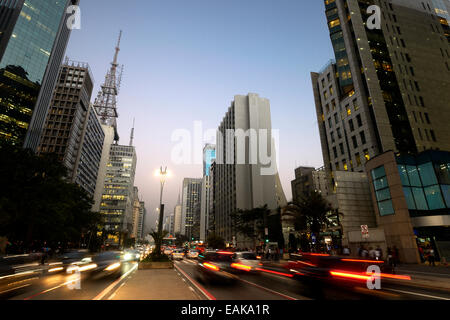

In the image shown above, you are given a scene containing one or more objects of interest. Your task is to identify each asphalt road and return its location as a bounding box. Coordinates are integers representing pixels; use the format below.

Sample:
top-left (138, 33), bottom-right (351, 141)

top-left (5, 262), bottom-right (137, 300)
top-left (173, 258), bottom-right (450, 301)
top-left (3, 258), bottom-right (450, 300)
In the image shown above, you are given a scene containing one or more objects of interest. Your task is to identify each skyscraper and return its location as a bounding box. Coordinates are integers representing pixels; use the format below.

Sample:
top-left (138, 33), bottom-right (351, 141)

top-left (214, 93), bottom-right (285, 247)
top-left (181, 178), bottom-right (202, 240)
top-left (0, 0), bottom-right (79, 149)
top-left (37, 59), bottom-right (104, 197)
top-left (173, 192), bottom-right (182, 235)
top-left (311, 0), bottom-right (450, 262)
top-left (100, 143), bottom-right (137, 246)
top-left (200, 144), bottom-right (216, 241)
top-left (312, 0), bottom-right (450, 181)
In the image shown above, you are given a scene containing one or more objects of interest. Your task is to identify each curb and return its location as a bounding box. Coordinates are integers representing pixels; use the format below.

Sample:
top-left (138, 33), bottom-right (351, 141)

top-left (173, 263), bottom-right (216, 300)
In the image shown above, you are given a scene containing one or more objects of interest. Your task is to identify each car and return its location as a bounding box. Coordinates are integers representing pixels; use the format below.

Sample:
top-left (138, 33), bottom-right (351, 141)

top-left (231, 252), bottom-right (260, 273)
top-left (123, 249), bottom-right (141, 262)
top-left (187, 249), bottom-right (199, 259)
top-left (88, 251), bottom-right (123, 279)
top-left (0, 255), bottom-right (41, 298)
top-left (171, 249), bottom-right (185, 260)
top-left (163, 247), bottom-right (173, 256)
top-left (286, 252), bottom-right (409, 299)
top-left (55, 250), bottom-right (91, 273)
top-left (196, 251), bottom-right (238, 284)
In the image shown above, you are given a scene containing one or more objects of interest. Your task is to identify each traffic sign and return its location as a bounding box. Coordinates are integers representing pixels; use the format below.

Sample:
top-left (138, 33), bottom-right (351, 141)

top-left (361, 225), bottom-right (369, 239)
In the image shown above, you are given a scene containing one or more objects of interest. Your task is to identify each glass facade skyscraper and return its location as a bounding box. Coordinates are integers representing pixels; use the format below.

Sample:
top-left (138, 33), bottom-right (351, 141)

top-left (0, 0), bottom-right (76, 147)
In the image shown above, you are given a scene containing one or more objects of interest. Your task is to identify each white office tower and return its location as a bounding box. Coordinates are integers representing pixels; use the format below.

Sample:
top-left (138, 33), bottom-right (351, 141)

top-left (215, 93), bottom-right (286, 247)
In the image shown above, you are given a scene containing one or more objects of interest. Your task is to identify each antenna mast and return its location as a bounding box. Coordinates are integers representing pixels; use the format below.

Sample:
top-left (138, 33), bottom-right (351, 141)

top-left (93, 31), bottom-right (124, 141)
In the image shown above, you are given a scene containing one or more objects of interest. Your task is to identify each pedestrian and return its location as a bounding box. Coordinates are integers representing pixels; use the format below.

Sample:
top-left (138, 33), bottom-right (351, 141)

top-left (369, 247), bottom-right (376, 259)
top-left (427, 246), bottom-right (436, 267)
top-left (387, 247), bottom-right (393, 267)
top-left (418, 246), bottom-right (425, 263)
top-left (361, 246), bottom-right (368, 258)
top-left (393, 246), bottom-right (399, 267)
top-left (375, 246), bottom-right (383, 260)
top-left (343, 246), bottom-right (350, 256)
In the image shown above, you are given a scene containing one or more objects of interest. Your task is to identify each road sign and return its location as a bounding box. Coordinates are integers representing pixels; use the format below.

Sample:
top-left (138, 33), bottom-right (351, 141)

top-left (361, 225), bottom-right (369, 239)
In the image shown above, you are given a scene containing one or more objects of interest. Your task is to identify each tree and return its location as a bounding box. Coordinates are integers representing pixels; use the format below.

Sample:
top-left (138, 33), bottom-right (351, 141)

top-left (0, 140), bottom-right (101, 252)
top-left (231, 205), bottom-right (270, 248)
top-left (295, 191), bottom-right (334, 250)
top-left (150, 229), bottom-right (168, 257)
top-left (206, 233), bottom-right (225, 249)
top-left (174, 233), bottom-right (189, 247)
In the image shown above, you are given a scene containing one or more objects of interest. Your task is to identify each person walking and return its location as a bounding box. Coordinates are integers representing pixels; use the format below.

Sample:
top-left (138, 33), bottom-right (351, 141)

top-left (392, 246), bottom-right (399, 267)
top-left (369, 247), bottom-right (377, 259)
top-left (375, 246), bottom-right (383, 260)
top-left (343, 246), bottom-right (350, 256)
top-left (427, 246), bottom-right (436, 267)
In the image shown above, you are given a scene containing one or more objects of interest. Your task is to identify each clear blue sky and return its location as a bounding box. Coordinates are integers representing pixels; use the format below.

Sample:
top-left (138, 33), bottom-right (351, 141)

top-left (66, 0), bottom-right (334, 229)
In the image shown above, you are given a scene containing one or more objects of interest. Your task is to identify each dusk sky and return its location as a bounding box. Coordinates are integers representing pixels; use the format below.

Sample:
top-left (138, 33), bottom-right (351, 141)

top-left (66, 0), bottom-right (334, 230)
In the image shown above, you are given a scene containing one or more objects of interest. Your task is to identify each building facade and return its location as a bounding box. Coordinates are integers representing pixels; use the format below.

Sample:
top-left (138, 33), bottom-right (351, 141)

top-left (37, 60), bottom-right (104, 197)
top-left (200, 144), bottom-right (216, 241)
top-left (0, 0), bottom-right (79, 149)
top-left (310, 0), bottom-right (450, 261)
top-left (214, 93), bottom-right (284, 246)
top-left (99, 143), bottom-right (137, 246)
top-left (181, 178), bottom-right (202, 240)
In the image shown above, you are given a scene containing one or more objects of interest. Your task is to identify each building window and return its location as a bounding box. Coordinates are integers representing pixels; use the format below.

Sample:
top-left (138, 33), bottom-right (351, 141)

top-left (371, 166), bottom-right (395, 216)
top-left (356, 114), bottom-right (362, 127)
top-left (349, 119), bottom-right (354, 132)
top-left (360, 131), bottom-right (366, 144)
top-left (352, 136), bottom-right (358, 148)
top-left (339, 143), bottom-right (345, 155)
top-left (355, 153), bottom-right (361, 166)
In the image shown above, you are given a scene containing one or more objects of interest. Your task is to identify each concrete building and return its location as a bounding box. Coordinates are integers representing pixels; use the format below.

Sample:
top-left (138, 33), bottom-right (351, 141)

top-left (131, 187), bottom-right (141, 239)
top-left (200, 144), bottom-right (216, 241)
top-left (0, 0), bottom-right (79, 149)
top-left (310, 0), bottom-right (450, 262)
top-left (99, 143), bottom-right (137, 246)
top-left (181, 178), bottom-right (202, 240)
top-left (93, 124), bottom-right (116, 212)
top-left (214, 93), bottom-right (286, 247)
top-left (138, 201), bottom-right (146, 239)
top-left (37, 60), bottom-right (104, 197)
top-left (173, 195), bottom-right (182, 235)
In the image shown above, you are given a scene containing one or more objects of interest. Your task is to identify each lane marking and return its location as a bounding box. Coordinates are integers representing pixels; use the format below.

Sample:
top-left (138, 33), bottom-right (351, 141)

top-left (92, 263), bottom-right (138, 300)
top-left (23, 278), bottom-right (77, 300)
top-left (396, 269), bottom-right (450, 278)
top-left (174, 263), bottom-right (216, 300)
top-left (237, 277), bottom-right (298, 300)
top-left (386, 288), bottom-right (450, 300)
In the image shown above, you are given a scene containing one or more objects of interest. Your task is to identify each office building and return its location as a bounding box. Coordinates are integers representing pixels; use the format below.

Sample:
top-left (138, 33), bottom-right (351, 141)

top-left (173, 193), bottom-right (182, 235)
top-left (37, 59), bottom-right (104, 197)
top-left (311, 0), bottom-right (450, 262)
top-left (99, 143), bottom-right (137, 246)
top-left (181, 178), bottom-right (202, 240)
top-left (138, 201), bottom-right (146, 240)
top-left (0, 0), bottom-right (79, 149)
top-left (200, 144), bottom-right (216, 241)
top-left (214, 93), bottom-right (286, 247)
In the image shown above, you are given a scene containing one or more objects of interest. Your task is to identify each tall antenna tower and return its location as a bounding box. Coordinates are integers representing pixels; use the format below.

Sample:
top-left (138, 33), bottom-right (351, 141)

top-left (93, 31), bottom-right (124, 141)
top-left (129, 118), bottom-right (135, 146)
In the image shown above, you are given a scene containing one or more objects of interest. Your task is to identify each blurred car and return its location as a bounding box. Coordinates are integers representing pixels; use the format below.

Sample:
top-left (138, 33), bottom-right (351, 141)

top-left (163, 247), bottom-right (173, 256)
top-left (53, 250), bottom-right (91, 274)
top-left (89, 251), bottom-right (123, 279)
top-left (286, 253), bottom-right (409, 299)
top-left (123, 249), bottom-right (141, 262)
top-left (231, 252), bottom-right (260, 273)
top-left (0, 255), bottom-right (41, 297)
top-left (187, 249), bottom-right (199, 259)
top-left (196, 251), bottom-right (238, 284)
top-left (171, 248), bottom-right (185, 260)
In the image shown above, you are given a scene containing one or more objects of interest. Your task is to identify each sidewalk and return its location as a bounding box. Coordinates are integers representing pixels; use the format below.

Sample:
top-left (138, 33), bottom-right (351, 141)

top-left (110, 268), bottom-right (202, 300)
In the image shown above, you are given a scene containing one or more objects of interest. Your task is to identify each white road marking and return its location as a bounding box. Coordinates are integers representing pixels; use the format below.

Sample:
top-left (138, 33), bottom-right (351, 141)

top-left (238, 277), bottom-right (298, 300)
top-left (93, 263), bottom-right (138, 300)
top-left (386, 288), bottom-right (450, 300)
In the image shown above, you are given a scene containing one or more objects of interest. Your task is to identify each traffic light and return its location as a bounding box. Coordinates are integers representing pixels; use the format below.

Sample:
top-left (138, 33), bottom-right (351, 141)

top-left (265, 239), bottom-right (269, 243)
top-left (191, 237), bottom-right (194, 241)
